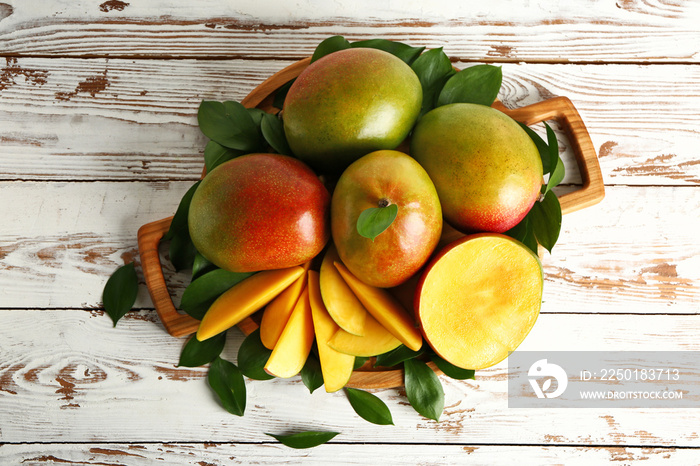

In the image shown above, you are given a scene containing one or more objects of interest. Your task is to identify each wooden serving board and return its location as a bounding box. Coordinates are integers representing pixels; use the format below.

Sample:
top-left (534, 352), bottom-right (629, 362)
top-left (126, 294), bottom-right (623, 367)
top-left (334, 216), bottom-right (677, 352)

top-left (137, 58), bottom-right (605, 389)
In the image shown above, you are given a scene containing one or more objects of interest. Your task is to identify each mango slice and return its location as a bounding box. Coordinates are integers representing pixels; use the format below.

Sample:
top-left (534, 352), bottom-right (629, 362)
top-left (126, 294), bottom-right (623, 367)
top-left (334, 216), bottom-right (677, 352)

top-left (259, 262), bottom-right (311, 350)
top-left (319, 245), bottom-right (367, 336)
top-left (307, 270), bottom-right (355, 392)
top-left (334, 261), bottom-right (423, 351)
top-left (328, 312), bottom-right (401, 357)
top-left (196, 266), bottom-right (305, 341)
top-left (264, 286), bottom-right (315, 378)
top-left (416, 233), bottom-right (543, 370)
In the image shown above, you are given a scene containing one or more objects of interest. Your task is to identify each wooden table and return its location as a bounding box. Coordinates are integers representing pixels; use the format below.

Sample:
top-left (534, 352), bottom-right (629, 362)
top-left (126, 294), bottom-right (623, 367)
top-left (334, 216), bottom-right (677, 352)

top-left (1, 1), bottom-right (699, 464)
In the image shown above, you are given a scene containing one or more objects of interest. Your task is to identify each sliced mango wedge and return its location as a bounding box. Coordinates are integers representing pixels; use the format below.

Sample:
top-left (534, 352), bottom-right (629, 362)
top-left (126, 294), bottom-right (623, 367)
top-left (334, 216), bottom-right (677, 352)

top-left (334, 261), bottom-right (423, 351)
top-left (307, 270), bottom-right (355, 392)
top-left (328, 312), bottom-right (401, 357)
top-left (264, 286), bottom-right (315, 378)
top-left (196, 266), bottom-right (305, 342)
top-left (319, 245), bottom-right (367, 336)
top-left (259, 262), bottom-right (311, 350)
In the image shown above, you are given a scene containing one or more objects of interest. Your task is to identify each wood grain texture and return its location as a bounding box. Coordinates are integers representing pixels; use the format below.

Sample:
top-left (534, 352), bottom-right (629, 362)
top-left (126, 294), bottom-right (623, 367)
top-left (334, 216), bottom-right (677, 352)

top-left (1, 442), bottom-right (697, 465)
top-left (1, 58), bottom-right (698, 184)
top-left (2, 311), bottom-right (700, 446)
top-left (0, 1), bottom-right (699, 62)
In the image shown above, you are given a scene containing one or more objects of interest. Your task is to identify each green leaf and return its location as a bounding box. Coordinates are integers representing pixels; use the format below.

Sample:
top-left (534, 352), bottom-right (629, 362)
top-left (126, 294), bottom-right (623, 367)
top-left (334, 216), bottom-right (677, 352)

top-left (178, 332), bottom-right (226, 367)
top-left (261, 112), bottom-right (292, 156)
top-left (168, 231), bottom-right (197, 272)
top-left (345, 388), bottom-right (394, 426)
top-left (544, 123), bottom-right (565, 193)
top-left (197, 100), bottom-right (261, 151)
top-left (266, 431), bottom-right (339, 449)
top-left (204, 140), bottom-right (242, 173)
top-left (353, 357), bottom-right (369, 370)
top-left (102, 262), bottom-right (139, 326)
top-left (208, 357), bottom-right (247, 416)
top-left (356, 203), bottom-right (398, 241)
top-left (505, 215), bottom-right (529, 244)
top-left (410, 47), bottom-right (455, 116)
top-left (437, 64), bottom-right (503, 107)
top-left (237, 329), bottom-right (275, 380)
top-left (404, 358), bottom-right (444, 422)
top-left (273, 79), bottom-right (295, 110)
top-left (180, 269), bottom-right (255, 320)
top-left (247, 107), bottom-right (267, 127)
top-left (192, 252), bottom-right (217, 281)
top-left (518, 123), bottom-right (551, 175)
top-left (529, 190), bottom-right (562, 253)
top-left (300, 352), bottom-right (324, 393)
top-left (311, 35), bottom-right (351, 63)
top-left (374, 344), bottom-right (423, 368)
top-left (163, 181), bottom-right (200, 241)
top-left (430, 355), bottom-right (475, 380)
top-left (351, 39), bottom-right (425, 65)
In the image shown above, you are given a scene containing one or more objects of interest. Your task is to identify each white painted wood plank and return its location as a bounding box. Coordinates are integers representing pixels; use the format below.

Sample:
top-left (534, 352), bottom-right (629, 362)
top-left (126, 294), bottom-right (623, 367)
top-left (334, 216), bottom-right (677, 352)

top-left (1, 58), bottom-right (698, 184)
top-left (1, 311), bottom-right (700, 446)
top-left (1, 182), bottom-right (698, 313)
top-left (0, 0), bottom-right (698, 62)
top-left (0, 442), bottom-right (695, 465)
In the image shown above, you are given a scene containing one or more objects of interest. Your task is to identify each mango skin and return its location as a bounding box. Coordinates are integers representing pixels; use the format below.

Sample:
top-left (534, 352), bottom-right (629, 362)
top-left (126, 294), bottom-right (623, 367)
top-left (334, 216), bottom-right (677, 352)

top-left (283, 48), bottom-right (422, 174)
top-left (331, 150), bottom-right (442, 288)
top-left (188, 153), bottom-right (330, 273)
top-left (410, 103), bottom-right (543, 233)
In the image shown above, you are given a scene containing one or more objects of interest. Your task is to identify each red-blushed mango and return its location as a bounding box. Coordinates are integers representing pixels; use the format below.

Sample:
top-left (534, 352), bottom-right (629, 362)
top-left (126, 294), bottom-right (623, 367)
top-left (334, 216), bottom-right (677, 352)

top-left (188, 154), bottom-right (330, 273)
top-left (411, 103), bottom-right (543, 233)
top-left (283, 48), bottom-right (422, 174)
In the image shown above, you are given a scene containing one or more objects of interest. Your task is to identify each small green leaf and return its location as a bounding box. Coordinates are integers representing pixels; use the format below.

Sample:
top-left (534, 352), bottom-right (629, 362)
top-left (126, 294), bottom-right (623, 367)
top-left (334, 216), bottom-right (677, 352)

top-left (544, 123), bottom-right (565, 193)
top-left (345, 388), bottom-right (394, 425)
top-left (180, 269), bottom-right (255, 320)
top-left (237, 329), bottom-right (275, 380)
top-left (430, 355), bottom-right (475, 380)
top-left (410, 47), bottom-right (455, 116)
top-left (247, 107), bottom-right (267, 127)
top-left (198, 100), bottom-right (261, 151)
top-left (204, 141), bottom-right (242, 173)
top-left (192, 252), bottom-right (217, 281)
top-left (102, 262), bottom-right (139, 326)
top-left (404, 358), bottom-right (444, 422)
top-left (178, 332), bottom-right (226, 367)
top-left (529, 190), bottom-right (562, 253)
top-left (266, 431), bottom-right (339, 449)
top-left (518, 123), bottom-right (551, 174)
top-left (311, 35), bottom-right (351, 63)
top-left (261, 112), bottom-right (292, 156)
top-left (351, 39), bottom-right (425, 65)
top-left (356, 203), bottom-right (398, 241)
top-left (505, 215), bottom-right (529, 244)
top-left (300, 352), bottom-right (324, 393)
top-left (353, 357), bottom-right (369, 370)
top-left (374, 344), bottom-right (423, 368)
top-left (437, 64), bottom-right (502, 107)
top-left (163, 181), bottom-right (200, 241)
top-left (208, 357), bottom-right (246, 416)
top-left (168, 231), bottom-right (197, 272)
top-left (273, 79), bottom-right (295, 110)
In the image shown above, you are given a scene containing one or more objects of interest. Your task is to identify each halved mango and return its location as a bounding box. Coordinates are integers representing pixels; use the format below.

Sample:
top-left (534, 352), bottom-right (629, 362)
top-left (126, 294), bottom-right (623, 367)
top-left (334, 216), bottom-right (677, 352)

top-left (415, 233), bottom-right (543, 370)
top-left (196, 266), bottom-right (305, 341)
top-left (328, 312), bottom-right (401, 357)
top-left (319, 245), bottom-right (367, 336)
top-left (264, 286), bottom-right (315, 378)
top-left (307, 270), bottom-right (355, 392)
top-left (259, 262), bottom-right (311, 350)
top-left (334, 261), bottom-right (422, 351)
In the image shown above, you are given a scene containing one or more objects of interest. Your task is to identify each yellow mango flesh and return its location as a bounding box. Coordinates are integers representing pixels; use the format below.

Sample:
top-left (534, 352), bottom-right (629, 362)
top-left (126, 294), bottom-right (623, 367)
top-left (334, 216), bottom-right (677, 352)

top-left (307, 270), bottom-right (355, 392)
top-left (334, 261), bottom-right (423, 351)
top-left (259, 262), bottom-right (311, 350)
top-left (328, 312), bottom-right (401, 357)
top-left (417, 234), bottom-right (543, 370)
top-left (264, 286), bottom-right (315, 378)
top-left (196, 266), bottom-right (305, 341)
top-left (319, 245), bottom-right (367, 336)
